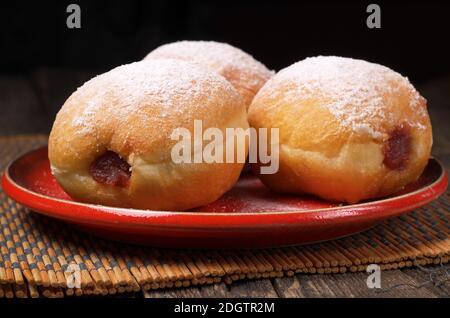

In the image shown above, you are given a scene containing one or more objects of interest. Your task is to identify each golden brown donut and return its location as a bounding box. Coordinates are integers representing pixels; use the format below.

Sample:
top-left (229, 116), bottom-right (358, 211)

top-left (248, 56), bottom-right (432, 204)
top-left (144, 41), bottom-right (274, 108)
top-left (49, 59), bottom-right (248, 210)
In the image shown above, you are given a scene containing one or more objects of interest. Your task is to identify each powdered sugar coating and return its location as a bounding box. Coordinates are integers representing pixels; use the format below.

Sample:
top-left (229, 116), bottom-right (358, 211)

top-left (259, 56), bottom-right (427, 139)
top-left (145, 41), bottom-right (274, 106)
top-left (63, 59), bottom-right (241, 136)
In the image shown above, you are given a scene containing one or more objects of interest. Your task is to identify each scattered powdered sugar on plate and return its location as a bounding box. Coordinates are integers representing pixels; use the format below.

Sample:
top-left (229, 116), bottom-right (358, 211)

top-left (271, 56), bottom-right (427, 139)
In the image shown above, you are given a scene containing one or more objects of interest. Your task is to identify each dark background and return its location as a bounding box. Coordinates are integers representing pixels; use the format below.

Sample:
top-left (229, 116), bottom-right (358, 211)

top-left (0, 0), bottom-right (449, 136)
top-left (2, 0), bottom-right (450, 81)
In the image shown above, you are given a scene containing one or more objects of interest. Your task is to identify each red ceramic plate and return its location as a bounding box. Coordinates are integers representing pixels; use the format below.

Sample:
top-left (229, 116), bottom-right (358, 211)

top-left (2, 146), bottom-right (448, 248)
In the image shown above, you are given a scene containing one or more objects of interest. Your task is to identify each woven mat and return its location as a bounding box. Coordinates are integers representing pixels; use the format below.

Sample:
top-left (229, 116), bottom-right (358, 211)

top-left (0, 135), bottom-right (449, 298)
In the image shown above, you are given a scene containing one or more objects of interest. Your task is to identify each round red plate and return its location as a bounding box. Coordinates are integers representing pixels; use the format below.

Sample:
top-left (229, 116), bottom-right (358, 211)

top-left (2, 147), bottom-right (448, 248)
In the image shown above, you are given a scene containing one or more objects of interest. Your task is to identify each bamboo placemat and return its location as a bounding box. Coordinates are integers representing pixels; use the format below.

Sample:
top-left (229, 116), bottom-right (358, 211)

top-left (0, 135), bottom-right (449, 298)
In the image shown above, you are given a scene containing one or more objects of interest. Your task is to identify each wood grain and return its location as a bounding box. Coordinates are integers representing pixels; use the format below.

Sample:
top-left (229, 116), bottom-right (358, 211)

top-left (226, 279), bottom-right (278, 298)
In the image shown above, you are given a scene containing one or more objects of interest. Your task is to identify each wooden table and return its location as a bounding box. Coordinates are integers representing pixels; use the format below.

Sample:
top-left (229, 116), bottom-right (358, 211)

top-left (0, 68), bottom-right (449, 298)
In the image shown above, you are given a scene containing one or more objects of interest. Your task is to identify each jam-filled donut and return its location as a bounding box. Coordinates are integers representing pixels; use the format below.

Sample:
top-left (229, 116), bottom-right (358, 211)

top-left (144, 41), bottom-right (274, 108)
top-left (248, 56), bottom-right (432, 204)
top-left (49, 59), bottom-right (248, 210)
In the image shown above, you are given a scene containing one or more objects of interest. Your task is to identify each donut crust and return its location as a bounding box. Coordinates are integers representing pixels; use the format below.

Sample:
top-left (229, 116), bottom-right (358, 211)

top-left (145, 41), bottom-right (274, 108)
top-left (49, 59), bottom-right (248, 210)
top-left (248, 56), bottom-right (432, 204)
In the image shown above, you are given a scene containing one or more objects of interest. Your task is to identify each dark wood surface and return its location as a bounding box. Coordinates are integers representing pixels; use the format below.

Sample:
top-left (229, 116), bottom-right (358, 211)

top-left (0, 68), bottom-right (449, 298)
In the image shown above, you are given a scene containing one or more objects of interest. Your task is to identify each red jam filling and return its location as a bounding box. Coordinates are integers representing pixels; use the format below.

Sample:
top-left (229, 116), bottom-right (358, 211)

top-left (89, 151), bottom-right (131, 187)
top-left (383, 126), bottom-right (411, 171)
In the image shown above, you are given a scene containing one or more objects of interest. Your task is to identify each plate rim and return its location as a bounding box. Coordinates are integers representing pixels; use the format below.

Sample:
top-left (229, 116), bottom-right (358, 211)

top-left (1, 146), bottom-right (448, 228)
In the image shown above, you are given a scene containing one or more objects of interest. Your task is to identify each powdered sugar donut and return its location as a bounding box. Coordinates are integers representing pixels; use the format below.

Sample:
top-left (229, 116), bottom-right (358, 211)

top-left (144, 41), bottom-right (274, 108)
top-left (248, 56), bottom-right (432, 203)
top-left (49, 59), bottom-right (248, 210)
